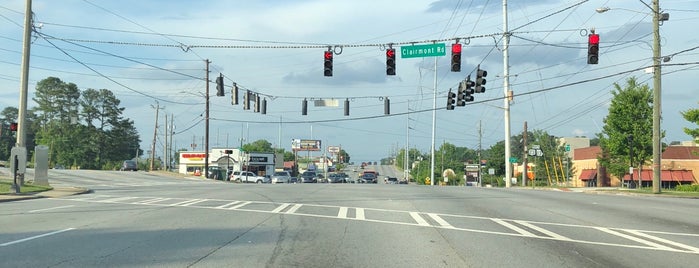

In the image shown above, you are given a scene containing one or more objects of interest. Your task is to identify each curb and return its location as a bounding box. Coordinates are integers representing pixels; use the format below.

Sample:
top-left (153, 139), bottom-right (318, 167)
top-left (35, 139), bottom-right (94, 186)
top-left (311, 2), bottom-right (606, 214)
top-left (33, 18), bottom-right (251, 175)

top-left (0, 187), bottom-right (92, 203)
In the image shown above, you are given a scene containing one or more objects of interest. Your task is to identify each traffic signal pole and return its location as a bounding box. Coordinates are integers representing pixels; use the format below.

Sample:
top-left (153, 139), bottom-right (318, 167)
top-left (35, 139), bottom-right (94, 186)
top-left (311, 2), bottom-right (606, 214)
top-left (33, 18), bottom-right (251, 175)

top-left (503, 0), bottom-right (513, 188)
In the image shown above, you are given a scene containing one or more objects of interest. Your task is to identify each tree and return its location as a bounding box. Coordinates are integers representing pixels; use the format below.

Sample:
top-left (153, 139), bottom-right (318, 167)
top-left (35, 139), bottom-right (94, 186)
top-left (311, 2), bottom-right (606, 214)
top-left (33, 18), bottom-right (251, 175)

top-left (242, 139), bottom-right (274, 153)
top-left (597, 77), bottom-right (655, 186)
top-left (682, 102), bottom-right (699, 141)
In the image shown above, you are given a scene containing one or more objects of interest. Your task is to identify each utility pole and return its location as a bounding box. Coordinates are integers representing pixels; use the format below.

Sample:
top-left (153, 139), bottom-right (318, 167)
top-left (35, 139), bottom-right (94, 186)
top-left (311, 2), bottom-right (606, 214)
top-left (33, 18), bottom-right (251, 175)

top-left (522, 121), bottom-right (528, 186)
top-left (651, 0), bottom-right (662, 194)
top-left (430, 57), bottom-right (437, 186)
top-left (205, 60), bottom-right (211, 179)
top-left (405, 100), bottom-right (410, 182)
top-left (478, 120), bottom-right (482, 187)
top-left (502, 0), bottom-right (513, 188)
top-left (150, 101), bottom-right (161, 172)
top-left (169, 113), bottom-right (174, 171)
top-left (11, 0), bottom-right (32, 192)
top-left (164, 114), bottom-right (168, 171)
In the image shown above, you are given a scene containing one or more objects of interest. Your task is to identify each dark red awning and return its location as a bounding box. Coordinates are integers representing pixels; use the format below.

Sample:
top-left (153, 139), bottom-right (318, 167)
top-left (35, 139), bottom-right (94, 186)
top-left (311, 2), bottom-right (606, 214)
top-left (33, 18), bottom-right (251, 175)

top-left (579, 169), bottom-right (597, 181)
top-left (622, 170), bottom-right (696, 182)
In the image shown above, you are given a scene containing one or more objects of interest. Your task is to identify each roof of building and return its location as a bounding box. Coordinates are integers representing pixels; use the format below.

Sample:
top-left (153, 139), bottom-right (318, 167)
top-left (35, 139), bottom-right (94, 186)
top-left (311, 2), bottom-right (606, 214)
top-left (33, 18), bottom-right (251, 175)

top-left (573, 146), bottom-right (602, 160)
top-left (662, 146), bottom-right (699, 160)
top-left (622, 170), bottom-right (696, 182)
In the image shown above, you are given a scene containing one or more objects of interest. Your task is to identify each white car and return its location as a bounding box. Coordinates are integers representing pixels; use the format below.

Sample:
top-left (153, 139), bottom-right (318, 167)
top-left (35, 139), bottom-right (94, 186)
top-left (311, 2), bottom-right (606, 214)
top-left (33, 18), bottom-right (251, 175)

top-left (271, 171), bottom-right (292, 184)
top-left (232, 171), bottom-right (269, 183)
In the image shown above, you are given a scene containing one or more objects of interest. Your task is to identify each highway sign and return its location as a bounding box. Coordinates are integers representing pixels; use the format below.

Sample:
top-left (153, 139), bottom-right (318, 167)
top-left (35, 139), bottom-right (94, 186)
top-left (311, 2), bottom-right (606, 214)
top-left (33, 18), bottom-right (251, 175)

top-left (509, 157), bottom-right (518, 163)
top-left (401, 43), bottom-right (446, 58)
top-left (565, 144), bottom-right (571, 152)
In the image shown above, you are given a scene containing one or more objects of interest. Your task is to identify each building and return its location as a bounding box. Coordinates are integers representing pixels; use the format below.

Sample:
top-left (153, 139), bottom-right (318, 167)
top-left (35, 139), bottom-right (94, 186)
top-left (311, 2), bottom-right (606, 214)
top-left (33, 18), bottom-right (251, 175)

top-left (178, 148), bottom-right (275, 177)
top-left (571, 145), bottom-right (698, 188)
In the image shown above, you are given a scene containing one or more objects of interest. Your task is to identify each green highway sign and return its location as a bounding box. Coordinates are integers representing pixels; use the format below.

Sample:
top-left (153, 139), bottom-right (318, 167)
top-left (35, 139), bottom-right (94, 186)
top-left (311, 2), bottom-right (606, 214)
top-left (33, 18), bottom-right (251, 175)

top-left (565, 144), bottom-right (571, 152)
top-left (401, 43), bottom-right (446, 58)
top-left (509, 157), bottom-right (518, 163)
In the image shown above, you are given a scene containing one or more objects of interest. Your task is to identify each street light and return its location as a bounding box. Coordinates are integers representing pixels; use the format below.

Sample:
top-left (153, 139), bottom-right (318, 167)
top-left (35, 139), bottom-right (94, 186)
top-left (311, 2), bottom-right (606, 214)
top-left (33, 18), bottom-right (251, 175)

top-left (596, 1), bottom-right (667, 193)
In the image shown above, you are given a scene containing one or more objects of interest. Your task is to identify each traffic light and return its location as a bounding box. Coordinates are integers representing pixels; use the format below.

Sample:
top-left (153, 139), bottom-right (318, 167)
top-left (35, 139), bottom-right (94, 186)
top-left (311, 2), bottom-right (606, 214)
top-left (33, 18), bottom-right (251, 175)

top-left (588, 33), bottom-right (599, 64)
top-left (215, 74), bottom-right (224, 96)
top-left (225, 149), bottom-right (233, 154)
top-left (457, 77), bottom-right (475, 106)
top-left (475, 65), bottom-right (487, 93)
top-left (386, 48), bottom-right (396, 76)
top-left (324, 50), bottom-right (333, 77)
top-left (446, 90), bottom-right (456, 110)
top-left (384, 97), bottom-right (390, 115)
top-left (344, 99), bottom-right (349, 116)
top-left (243, 91), bottom-right (250, 110)
top-left (231, 83), bottom-right (238, 105)
top-left (10, 122), bottom-right (18, 132)
top-left (254, 94), bottom-right (260, 113)
top-left (302, 98), bottom-right (308, 115)
top-left (451, 43), bottom-right (462, 72)
top-left (261, 98), bottom-right (267, 115)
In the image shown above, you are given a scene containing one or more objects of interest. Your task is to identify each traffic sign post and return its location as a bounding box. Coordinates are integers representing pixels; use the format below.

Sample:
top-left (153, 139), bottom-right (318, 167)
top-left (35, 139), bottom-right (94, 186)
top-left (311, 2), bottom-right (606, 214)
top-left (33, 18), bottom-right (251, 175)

top-left (401, 43), bottom-right (446, 58)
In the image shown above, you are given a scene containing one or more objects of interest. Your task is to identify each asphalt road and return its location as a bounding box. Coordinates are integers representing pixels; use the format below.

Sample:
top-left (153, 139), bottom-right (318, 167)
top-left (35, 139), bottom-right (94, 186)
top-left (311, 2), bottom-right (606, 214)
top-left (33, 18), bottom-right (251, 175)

top-left (1, 166), bottom-right (698, 267)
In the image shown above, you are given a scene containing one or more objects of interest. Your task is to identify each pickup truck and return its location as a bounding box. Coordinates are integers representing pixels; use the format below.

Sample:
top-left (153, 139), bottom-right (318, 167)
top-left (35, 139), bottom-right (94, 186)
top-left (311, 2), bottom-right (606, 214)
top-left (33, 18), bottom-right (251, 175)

top-left (231, 171), bottom-right (270, 184)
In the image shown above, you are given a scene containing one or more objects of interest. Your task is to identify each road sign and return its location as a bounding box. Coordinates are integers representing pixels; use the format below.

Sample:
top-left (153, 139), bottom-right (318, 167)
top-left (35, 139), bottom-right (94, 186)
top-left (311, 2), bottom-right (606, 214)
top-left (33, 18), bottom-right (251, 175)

top-left (565, 144), bottom-right (571, 152)
top-left (509, 157), bottom-right (518, 163)
top-left (401, 43), bottom-right (446, 58)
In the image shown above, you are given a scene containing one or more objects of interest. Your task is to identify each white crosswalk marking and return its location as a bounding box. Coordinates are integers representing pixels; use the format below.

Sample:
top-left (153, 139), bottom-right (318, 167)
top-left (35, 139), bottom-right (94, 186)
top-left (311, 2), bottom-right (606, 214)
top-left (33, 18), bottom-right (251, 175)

top-left (355, 208), bottom-right (365, 220)
top-left (272, 203), bottom-right (291, 213)
top-left (492, 219), bottom-right (535, 237)
top-left (228, 201), bottom-right (251, 210)
top-left (410, 212), bottom-right (430, 226)
top-left (596, 227), bottom-right (674, 251)
top-left (625, 230), bottom-right (699, 253)
top-left (337, 207), bottom-right (348, 219)
top-left (514, 220), bottom-right (570, 241)
top-left (285, 204), bottom-right (302, 214)
top-left (216, 201), bottom-right (241, 209)
top-left (428, 213), bottom-right (453, 228)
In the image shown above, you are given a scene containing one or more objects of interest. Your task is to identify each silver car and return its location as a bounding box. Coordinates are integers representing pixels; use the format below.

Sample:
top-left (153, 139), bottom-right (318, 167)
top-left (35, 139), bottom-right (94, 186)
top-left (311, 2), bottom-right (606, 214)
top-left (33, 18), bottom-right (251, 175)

top-left (271, 171), bottom-right (292, 184)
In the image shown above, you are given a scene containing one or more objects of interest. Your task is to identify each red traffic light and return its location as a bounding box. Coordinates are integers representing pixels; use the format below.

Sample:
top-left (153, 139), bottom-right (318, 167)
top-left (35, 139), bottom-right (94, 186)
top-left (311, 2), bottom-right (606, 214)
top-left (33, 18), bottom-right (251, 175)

top-left (386, 48), bottom-right (396, 76)
top-left (386, 49), bottom-right (395, 58)
top-left (451, 43), bottom-right (462, 53)
top-left (9, 122), bottom-right (18, 131)
top-left (588, 34), bottom-right (600, 45)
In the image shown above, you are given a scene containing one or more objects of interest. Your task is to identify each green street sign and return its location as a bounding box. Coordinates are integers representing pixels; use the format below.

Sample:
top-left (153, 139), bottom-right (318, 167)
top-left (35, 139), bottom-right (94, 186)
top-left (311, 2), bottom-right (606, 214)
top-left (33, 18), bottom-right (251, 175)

top-left (400, 43), bottom-right (446, 58)
top-left (509, 157), bottom-right (518, 163)
top-left (565, 144), bottom-right (571, 152)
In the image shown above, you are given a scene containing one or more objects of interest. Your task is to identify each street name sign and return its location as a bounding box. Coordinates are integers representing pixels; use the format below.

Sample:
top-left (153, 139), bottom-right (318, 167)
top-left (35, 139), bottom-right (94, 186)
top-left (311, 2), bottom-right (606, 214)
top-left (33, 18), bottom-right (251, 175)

top-left (401, 43), bottom-right (446, 58)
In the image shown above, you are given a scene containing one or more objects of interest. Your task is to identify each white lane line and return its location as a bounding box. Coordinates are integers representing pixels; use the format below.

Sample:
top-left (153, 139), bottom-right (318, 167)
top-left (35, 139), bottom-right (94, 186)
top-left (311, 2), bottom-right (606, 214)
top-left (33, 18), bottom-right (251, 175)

top-left (492, 218), bottom-right (535, 237)
top-left (229, 201), bottom-right (252, 210)
top-left (180, 199), bottom-right (208, 207)
top-left (337, 207), bottom-right (348, 219)
top-left (216, 201), bottom-right (241, 209)
top-left (272, 203), bottom-right (291, 213)
top-left (355, 208), bottom-right (365, 220)
top-left (29, 205), bottom-right (75, 213)
top-left (428, 213), bottom-right (453, 228)
top-left (100, 197), bottom-right (139, 203)
top-left (515, 220), bottom-right (571, 241)
top-left (1, 228), bottom-right (75, 247)
top-left (169, 199), bottom-right (201, 206)
top-left (596, 227), bottom-right (674, 251)
top-left (285, 204), bottom-right (302, 214)
top-left (410, 212), bottom-right (430, 226)
top-left (135, 198), bottom-right (169, 204)
top-left (626, 229), bottom-right (699, 252)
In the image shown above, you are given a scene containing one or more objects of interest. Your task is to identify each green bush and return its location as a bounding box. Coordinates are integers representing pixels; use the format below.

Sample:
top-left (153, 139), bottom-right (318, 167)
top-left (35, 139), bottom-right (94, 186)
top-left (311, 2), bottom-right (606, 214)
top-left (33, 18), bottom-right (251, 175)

top-left (675, 184), bottom-right (699, 192)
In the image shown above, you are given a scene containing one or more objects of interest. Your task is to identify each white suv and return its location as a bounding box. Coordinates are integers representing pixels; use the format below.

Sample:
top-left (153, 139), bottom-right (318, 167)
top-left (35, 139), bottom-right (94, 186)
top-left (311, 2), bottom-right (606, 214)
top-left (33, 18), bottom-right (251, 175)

top-left (271, 171), bottom-right (292, 184)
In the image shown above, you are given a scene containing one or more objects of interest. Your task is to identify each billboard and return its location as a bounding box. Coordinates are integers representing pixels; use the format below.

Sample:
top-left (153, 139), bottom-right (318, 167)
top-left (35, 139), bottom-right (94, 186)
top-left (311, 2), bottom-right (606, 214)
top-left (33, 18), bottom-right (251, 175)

top-left (292, 139), bottom-right (321, 151)
top-left (327, 146), bottom-right (340, 154)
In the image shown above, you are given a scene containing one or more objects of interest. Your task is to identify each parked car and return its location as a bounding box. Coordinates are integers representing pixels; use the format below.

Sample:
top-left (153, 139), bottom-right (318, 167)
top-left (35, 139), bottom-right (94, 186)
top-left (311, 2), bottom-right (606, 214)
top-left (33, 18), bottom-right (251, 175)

top-left (385, 177), bottom-right (399, 184)
top-left (271, 171), bottom-right (292, 184)
top-left (289, 177), bottom-right (299, 183)
top-left (207, 166), bottom-right (227, 180)
top-left (120, 160), bottom-right (138, 171)
top-left (300, 171), bottom-right (318, 183)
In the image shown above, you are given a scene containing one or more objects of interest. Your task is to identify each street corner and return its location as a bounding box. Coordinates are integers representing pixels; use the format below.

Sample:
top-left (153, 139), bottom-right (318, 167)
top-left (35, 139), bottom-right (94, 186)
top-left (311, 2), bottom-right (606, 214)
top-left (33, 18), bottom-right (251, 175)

top-left (38, 187), bottom-right (92, 198)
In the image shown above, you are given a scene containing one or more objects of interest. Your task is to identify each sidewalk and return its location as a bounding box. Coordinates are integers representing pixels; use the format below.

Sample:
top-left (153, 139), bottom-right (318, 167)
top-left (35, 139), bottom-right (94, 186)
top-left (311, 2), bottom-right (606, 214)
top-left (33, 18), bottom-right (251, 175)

top-left (0, 187), bottom-right (91, 203)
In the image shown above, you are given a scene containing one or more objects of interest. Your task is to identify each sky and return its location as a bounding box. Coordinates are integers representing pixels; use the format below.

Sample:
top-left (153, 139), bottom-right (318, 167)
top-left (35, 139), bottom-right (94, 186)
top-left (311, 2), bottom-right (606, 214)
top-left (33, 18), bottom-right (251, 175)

top-left (1, 0), bottom-right (698, 164)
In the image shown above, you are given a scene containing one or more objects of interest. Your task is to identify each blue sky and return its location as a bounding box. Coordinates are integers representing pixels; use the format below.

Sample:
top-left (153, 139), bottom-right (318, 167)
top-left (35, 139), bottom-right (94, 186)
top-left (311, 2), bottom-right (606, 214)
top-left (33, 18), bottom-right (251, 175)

top-left (1, 0), bottom-right (698, 163)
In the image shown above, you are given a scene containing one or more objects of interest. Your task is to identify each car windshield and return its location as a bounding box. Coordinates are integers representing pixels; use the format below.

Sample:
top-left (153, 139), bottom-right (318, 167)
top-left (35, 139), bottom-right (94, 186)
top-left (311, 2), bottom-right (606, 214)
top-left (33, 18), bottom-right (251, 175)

top-left (273, 172), bottom-right (287, 176)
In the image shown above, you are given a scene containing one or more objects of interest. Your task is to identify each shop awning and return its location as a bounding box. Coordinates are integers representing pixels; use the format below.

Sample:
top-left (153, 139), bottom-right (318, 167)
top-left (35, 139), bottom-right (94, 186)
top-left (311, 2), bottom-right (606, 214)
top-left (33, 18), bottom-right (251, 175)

top-left (579, 169), bottom-right (597, 181)
top-left (622, 170), bottom-right (696, 182)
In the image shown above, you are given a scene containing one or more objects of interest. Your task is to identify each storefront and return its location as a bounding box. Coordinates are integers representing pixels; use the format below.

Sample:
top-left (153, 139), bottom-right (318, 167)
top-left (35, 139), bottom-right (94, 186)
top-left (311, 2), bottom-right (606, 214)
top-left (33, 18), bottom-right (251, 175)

top-left (178, 148), bottom-right (275, 177)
